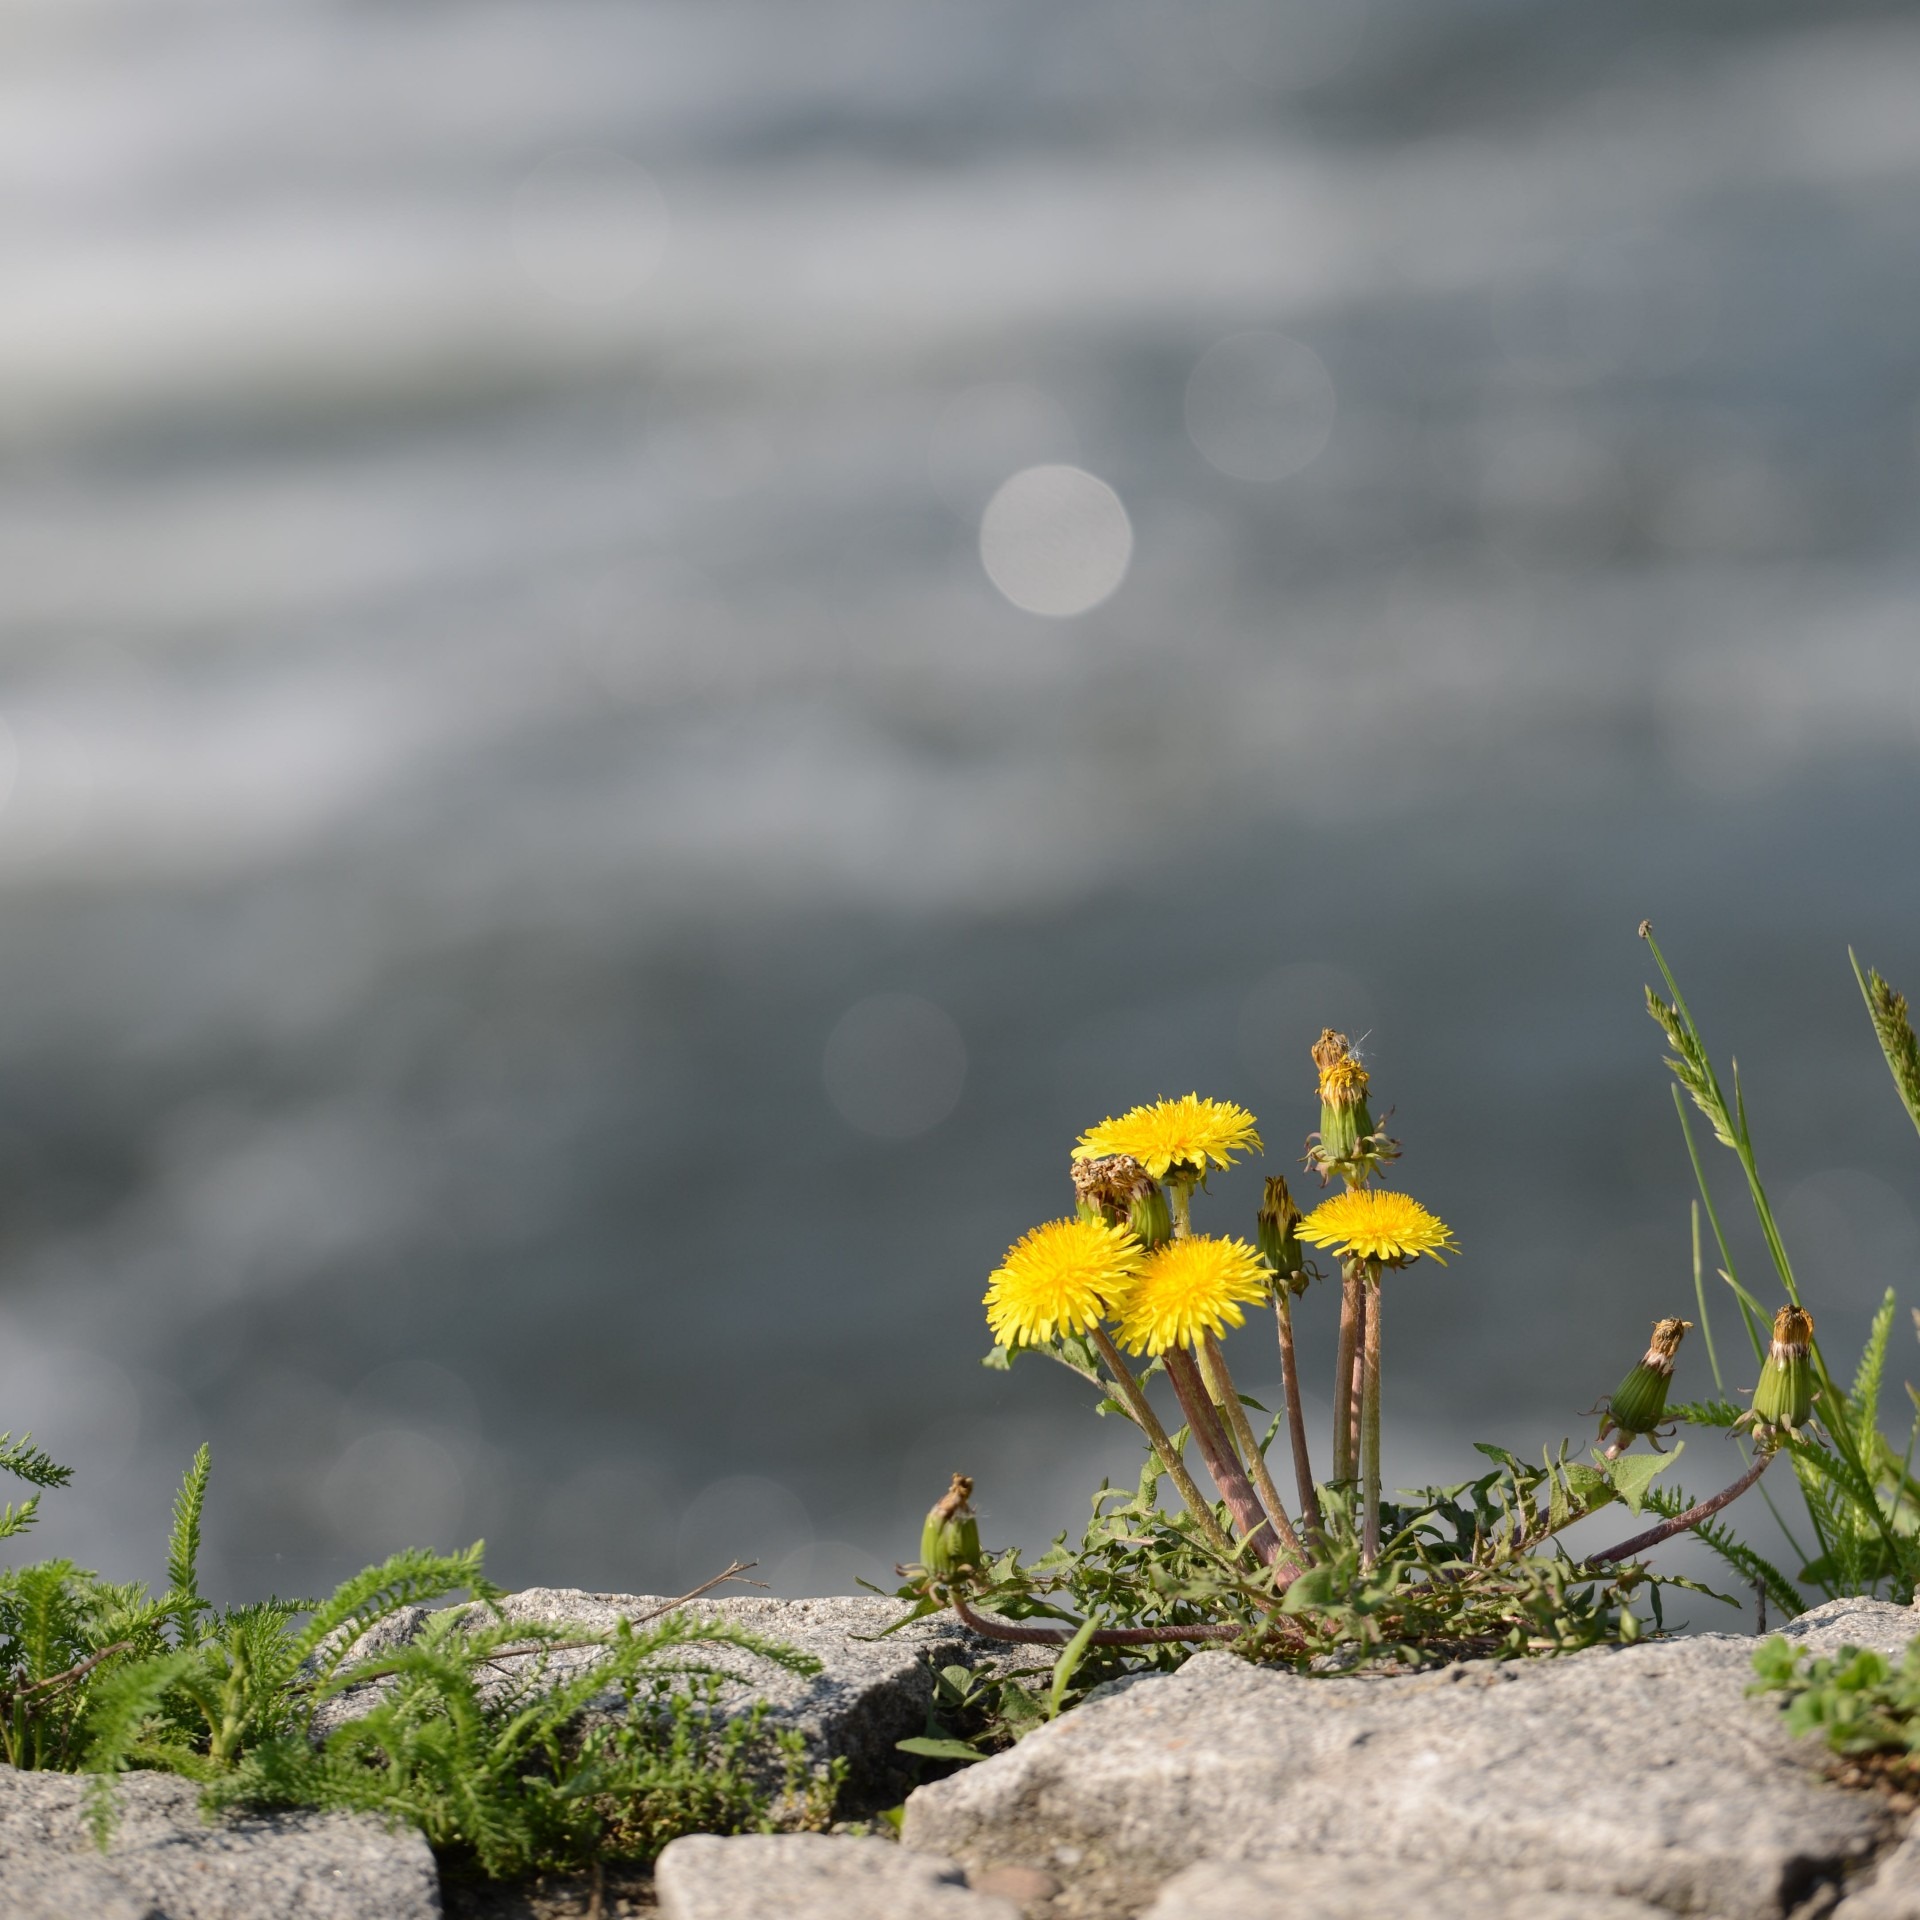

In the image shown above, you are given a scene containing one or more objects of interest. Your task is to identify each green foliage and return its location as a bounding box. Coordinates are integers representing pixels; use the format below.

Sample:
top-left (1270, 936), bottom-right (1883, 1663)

top-left (0, 1431), bottom-right (74, 1544)
top-left (1854, 951), bottom-right (1920, 1146)
top-left (1643, 932), bottom-right (1920, 1607)
top-left (1750, 1635), bottom-right (1920, 1769)
top-left (892, 1436), bottom-right (1712, 1764)
top-left (194, 1609), bottom-right (839, 1878)
top-left (0, 1436), bottom-right (831, 1878)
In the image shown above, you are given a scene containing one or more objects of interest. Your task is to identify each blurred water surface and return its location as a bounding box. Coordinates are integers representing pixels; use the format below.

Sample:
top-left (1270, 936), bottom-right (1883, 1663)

top-left (2, 0), bottom-right (1919, 1615)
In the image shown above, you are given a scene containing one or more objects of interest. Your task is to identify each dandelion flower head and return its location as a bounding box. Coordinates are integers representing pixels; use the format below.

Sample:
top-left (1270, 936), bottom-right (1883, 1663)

top-left (1073, 1095), bottom-right (1261, 1181)
top-left (985, 1217), bottom-right (1142, 1349)
top-left (1311, 1029), bottom-right (1370, 1110)
top-left (1113, 1234), bottom-right (1270, 1356)
top-left (1297, 1189), bottom-right (1458, 1267)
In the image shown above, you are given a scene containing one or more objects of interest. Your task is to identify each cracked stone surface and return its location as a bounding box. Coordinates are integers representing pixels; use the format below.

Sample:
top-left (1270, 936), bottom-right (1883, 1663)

top-left (903, 1599), bottom-right (1920, 1920)
top-left (655, 1833), bottom-right (1020, 1920)
top-left (319, 1589), bottom-right (988, 1808)
top-left (0, 1764), bottom-right (441, 1920)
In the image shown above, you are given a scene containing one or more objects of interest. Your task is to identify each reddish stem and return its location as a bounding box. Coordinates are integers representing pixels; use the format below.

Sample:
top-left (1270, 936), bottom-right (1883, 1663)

top-left (1584, 1452), bottom-right (1773, 1564)
top-left (1275, 1291), bottom-right (1324, 1546)
top-left (1165, 1348), bottom-right (1277, 1567)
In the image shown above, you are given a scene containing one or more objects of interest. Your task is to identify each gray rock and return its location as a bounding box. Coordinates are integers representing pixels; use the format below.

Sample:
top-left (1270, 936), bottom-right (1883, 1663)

top-left (1836, 1830), bottom-right (1920, 1920)
top-left (1141, 1854), bottom-right (1675, 1920)
top-left (654, 1833), bottom-right (1021, 1920)
top-left (904, 1601), bottom-right (1920, 1920)
top-left (0, 1765), bottom-right (440, 1920)
top-left (318, 1589), bottom-right (987, 1808)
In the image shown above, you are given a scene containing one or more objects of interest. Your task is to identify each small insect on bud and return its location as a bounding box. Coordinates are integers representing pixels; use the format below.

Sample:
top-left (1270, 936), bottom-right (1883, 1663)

top-left (920, 1473), bottom-right (983, 1582)
top-left (1599, 1317), bottom-right (1692, 1450)
top-left (1257, 1175), bottom-right (1308, 1293)
top-left (1738, 1305), bottom-right (1817, 1446)
top-left (1071, 1154), bottom-right (1171, 1249)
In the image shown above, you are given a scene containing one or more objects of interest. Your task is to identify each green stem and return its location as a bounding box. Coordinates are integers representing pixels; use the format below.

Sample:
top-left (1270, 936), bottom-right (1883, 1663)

top-left (1088, 1327), bottom-right (1237, 1558)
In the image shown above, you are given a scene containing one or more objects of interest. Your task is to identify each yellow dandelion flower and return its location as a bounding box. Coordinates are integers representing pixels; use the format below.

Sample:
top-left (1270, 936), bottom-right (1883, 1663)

top-left (1296, 1189), bottom-right (1459, 1267)
top-left (1112, 1235), bottom-right (1270, 1356)
top-left (1073, 1094), bottom-right (1261, 1181)
top-left (984, 1217), bottom-right (1143, 1348)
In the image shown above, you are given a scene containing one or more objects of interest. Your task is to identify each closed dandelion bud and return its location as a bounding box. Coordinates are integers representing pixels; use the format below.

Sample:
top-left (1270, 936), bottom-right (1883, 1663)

top-left (1603, 1317), bottom-right (1691, 1439)
top-left (920, 1473), bottom-right (981, 1580)
top-left (1745, 1305), bottom-right (1816, 1441)
top-left (1257, 1175), bottom-right (1307, 1288)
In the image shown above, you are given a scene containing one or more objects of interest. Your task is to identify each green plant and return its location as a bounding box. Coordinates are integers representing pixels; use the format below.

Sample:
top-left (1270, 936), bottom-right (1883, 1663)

top-left (889, 1043), bottom-right (1770, 1747)
top-left (0, 1431), bottom-right (834, 1876)
top-left (0, 1433), bottom-right (188, 1771)
top-left (188, 1607), bottom-right (838, 1878)
top-left (77, 1477), bottom-right (838, 1872)
top-left (1750, 1634), bottom-right (1920, 1783)
top-left (1646, 928), bottom-right (1920, 1609)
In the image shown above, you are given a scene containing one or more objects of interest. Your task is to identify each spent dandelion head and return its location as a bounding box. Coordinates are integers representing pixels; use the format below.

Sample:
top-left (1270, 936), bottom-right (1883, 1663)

top-left (1737, 1303), bottom-right (1817, 1446)
top-left (1074, 1095), bottom-right (1261, 1184)
top-left (1296, 1188), bottom-right (1458, 1268)
top-left (1306, 1030), bottom-right (1398, 1181)
top-left (1112, 1234), bottom-right (1270, 1356)
top-left (1071, 1152), bottom-right (1173, 1247)
top-left (1600, 1317), bottom-right (1692, 1446)
top-left (984, 1216), bottom-right (1142, 1349)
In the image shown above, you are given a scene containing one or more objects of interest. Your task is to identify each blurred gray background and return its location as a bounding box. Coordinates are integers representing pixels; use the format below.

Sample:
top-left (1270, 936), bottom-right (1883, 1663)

top-left (2, 0), bottom-right (1919, 1618)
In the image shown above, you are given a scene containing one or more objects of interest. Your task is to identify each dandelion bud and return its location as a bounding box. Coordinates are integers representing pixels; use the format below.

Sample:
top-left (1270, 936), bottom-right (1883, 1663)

top-left (1601, 1317), bottom-right (1691, 1441)
top-left (920, 1473), bottom-right (982, 1580)
top-left (1742, 1305), bottom-right (1817, 1444)
top-left (1311, 1030), bottom-right (1373, 1163)
top-left (1257, 1175), bottom-right (1307, 1290)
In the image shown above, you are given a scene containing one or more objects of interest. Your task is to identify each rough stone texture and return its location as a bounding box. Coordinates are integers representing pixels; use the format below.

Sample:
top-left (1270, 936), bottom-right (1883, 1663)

top-left (1141, 1855), bottom-right (1676, 1920)
top-left (654, 1833), bottom-right (1021, 1920)
top-left (1836, 1830), bottom-right (1920, 1920)
top-left (318, 1589), bottom-right (987, 1809)
top-left (0, 1764), bottom-right (441, 1920)
top-left (904, 1599), bottom-right (1920, 1920)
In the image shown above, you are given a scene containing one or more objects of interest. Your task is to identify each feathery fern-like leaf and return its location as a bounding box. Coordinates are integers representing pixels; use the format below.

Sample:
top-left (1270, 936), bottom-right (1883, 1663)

top-left (0, 1433), bottom-right (72, 1492)
top-left (166, 1446), bottom-right (211, 1619)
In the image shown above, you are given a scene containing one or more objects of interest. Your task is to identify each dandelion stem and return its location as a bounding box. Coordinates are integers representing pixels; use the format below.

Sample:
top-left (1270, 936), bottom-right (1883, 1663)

top-left (1165, 1347), bottom-right (1277, 1565)
top-left (1362, 1267), bottom-right (1383, 1567)
top-left (1202, 1333), bottom-right (1305, 1569)
top-left (1348, 1284), bottom-right (1366, 1475)
top-left (1087, 1327), bottom-right (1237, 1558)
top-left (1332, 1262), bottom-right (1361, 1483)
top-left (1273, 1288), bottom-right (1324, 1546)
top-left (1195, 1340), bottom-right (1245, 1465)
top-left (1585, 1451), bottom-right (1773, 1564)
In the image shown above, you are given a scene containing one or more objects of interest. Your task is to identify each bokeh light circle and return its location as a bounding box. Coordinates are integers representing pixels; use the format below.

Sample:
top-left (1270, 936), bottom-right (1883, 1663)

top-left (1184, 332), bottom-right (1336, 482)
top-left (978, 465), bottom-right (1133, 617)
top-left (822, 992), bottom-right (967, 1140)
